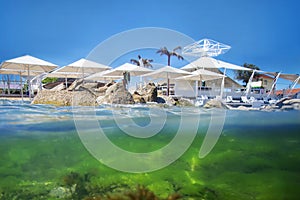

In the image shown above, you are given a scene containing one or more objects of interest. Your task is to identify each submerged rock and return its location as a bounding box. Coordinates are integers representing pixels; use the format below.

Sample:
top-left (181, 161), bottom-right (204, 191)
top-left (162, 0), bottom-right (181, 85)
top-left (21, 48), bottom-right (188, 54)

top-left (49, 186), bottom-right (72, 199)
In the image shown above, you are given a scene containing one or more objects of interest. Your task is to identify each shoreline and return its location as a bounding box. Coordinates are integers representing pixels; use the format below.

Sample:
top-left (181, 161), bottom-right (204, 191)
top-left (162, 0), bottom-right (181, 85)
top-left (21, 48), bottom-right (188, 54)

top-left (0, 97), bottom-right (30, 101)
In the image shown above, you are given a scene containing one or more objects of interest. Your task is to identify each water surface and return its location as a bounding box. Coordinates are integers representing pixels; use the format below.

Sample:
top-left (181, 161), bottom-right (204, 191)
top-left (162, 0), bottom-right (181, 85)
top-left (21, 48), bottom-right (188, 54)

top-left (0, 99), bottom-right (299, 199)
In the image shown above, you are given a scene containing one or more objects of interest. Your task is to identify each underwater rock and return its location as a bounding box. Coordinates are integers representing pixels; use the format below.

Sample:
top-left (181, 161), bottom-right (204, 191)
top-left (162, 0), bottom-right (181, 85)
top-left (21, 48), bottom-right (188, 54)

top-left (49, 186), bottom-right (72, 199)
top-left (96, 82), bottom-right (135, 105)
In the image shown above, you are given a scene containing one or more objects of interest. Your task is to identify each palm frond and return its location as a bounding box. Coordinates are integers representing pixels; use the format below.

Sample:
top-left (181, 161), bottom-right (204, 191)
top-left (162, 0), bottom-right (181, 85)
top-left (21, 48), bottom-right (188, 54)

top-left (130, 59), bottom-right (139, 66)
top-left (173, 46), bottom-right (182, 52)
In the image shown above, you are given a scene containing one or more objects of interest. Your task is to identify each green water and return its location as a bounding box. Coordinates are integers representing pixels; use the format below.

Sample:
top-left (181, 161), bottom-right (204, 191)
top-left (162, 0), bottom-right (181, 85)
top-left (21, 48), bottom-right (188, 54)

top-left (0, 103), bottom-right (299, 199)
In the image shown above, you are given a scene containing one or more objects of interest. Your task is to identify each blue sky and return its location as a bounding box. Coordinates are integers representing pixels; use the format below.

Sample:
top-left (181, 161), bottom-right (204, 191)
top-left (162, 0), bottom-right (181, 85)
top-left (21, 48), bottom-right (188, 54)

top-left (1, 0), bottom-right (300, 87)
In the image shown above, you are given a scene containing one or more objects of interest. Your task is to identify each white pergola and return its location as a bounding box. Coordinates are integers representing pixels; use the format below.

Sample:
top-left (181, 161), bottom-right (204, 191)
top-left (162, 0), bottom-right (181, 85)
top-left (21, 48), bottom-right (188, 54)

top-left (182, 38), bottom-right (231, 57)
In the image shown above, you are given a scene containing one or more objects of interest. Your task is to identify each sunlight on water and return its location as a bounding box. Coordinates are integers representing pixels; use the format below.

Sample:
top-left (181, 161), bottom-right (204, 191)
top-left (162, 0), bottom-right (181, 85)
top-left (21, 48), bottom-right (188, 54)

top-left (0, 99), bottom-right (300, 199)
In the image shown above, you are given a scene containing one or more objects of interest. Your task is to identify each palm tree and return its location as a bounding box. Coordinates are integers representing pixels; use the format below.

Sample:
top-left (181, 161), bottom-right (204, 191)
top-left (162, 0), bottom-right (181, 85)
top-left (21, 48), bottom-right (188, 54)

top-left (235, 63), bottom-right (260, 85)
top-left (130, 55), bottom-right (153, 68)
top-left (156, 46), bottom-right (184, 66)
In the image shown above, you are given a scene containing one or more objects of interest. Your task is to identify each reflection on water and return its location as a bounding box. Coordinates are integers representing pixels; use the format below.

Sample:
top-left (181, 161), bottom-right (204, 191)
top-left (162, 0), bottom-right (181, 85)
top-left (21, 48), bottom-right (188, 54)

top-left (0, 99), bottom-right (299, 199)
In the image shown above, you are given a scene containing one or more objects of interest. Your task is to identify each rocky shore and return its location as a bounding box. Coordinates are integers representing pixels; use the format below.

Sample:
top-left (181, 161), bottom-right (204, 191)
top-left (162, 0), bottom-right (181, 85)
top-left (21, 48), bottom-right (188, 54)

top-left (31, 80), bottom-right (300, 111)
top-left (32, 81), bottom-right (191, 107)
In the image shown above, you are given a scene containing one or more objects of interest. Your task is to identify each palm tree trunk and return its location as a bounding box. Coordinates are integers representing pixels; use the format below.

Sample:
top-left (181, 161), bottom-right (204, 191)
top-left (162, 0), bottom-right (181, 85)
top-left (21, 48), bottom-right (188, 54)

top-left (167, 56), bottom-right (171, 66)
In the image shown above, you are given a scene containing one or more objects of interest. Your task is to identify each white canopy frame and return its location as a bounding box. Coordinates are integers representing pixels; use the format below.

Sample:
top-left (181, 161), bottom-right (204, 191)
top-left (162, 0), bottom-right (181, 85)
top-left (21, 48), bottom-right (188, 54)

top-left (182, 38), bottom-right (231, 57)
top-left (288, 75), bottom-right (300, 96)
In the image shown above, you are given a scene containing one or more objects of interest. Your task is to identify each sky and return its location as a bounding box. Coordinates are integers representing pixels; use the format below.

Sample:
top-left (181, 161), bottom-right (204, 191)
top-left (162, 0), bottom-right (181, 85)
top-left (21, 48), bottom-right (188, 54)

top-left (1, 0), bottom-right (300, 88)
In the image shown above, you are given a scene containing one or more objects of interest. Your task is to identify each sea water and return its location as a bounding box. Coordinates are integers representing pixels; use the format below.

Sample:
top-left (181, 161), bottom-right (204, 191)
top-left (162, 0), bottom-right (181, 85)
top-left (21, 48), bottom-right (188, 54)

top-left (0, 99), bottom-right (299, 199)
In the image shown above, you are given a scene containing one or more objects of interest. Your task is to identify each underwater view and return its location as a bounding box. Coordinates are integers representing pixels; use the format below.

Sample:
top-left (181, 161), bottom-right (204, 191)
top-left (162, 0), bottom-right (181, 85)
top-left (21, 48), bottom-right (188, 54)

top-left (0, 99), bottom-right (300, 200)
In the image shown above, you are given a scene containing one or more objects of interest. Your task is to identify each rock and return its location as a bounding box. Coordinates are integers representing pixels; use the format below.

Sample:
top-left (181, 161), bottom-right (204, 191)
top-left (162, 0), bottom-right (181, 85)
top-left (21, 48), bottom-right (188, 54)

top-left (32, 90), bottom-right (73, 106)
top-left (32, 89), bottom-right (97, 106)
top-left (96, 82), bottom-right (134, 105)
top-left (283, 98), bottom-right (300, 105)
top-left (203, 99), bottom-right (227, 109)
top-left (75, 82), bottom-right (100, 91)
top-left (50, 82), bottom-right (65, 91)
top-left (159, 95), bottom-right (176, 106)
top-left (132, 92), bottom-right (146, 103)
top-left (95, 81), bottom-right (115, 94)
top-left (156, 97), bottom-right (166, 104)
top-left (275, 97), bottom-right (290, 108)
top-left (281, 105), bottom-right (294, 110)
top-left (134, 83), bottom-right (157, 102)
top-left (49, 187), bottom-right (71, 199)
top-left (175, 98), bottom-right (194, 107)
top-left (67, 79), bottom-right (83, 91)
top-left (73, 90), bottom-right (97, 106)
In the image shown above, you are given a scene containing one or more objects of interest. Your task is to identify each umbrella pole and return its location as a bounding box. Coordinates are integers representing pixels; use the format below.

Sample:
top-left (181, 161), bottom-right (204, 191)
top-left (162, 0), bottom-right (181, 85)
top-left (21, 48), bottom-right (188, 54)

top-left (19, 72), bottom-right (23, 102)
top-left (27, 65), bottom-right (31, 99)
top-left (65, 77), bottom-right (68, 89)
top-left (195, 80), bottom-right (198, 98)
top-left (220, 68), bottom-right (226, 98)
top-left (167, 73), bottom-right (170, 96)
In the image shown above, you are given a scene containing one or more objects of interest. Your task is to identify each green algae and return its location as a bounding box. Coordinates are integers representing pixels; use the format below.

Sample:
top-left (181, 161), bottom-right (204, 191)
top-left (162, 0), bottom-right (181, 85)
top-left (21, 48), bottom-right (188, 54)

top-left (1, 117), bottom-right (300, 200)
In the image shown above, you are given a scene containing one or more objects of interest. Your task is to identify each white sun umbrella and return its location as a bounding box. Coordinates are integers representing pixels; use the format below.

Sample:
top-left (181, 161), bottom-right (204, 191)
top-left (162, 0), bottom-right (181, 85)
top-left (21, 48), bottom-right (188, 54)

top-left (142, 66), bottom-right (191, 96)
top-left (47, 58), bottom-right (111, 87)
top-left (46, 70), bottom-right (83, 88)
top-left (181, 57), bottom-right (252, 97)
top-left (0, 55), bottom-right (58, 99)
top-left (85, 69), bottom-right (122, 82)
top-left (176, 68), bottom-right (225, 97)
top-left (101, 63), bottom-right (153, 76)
top-left (58, 58), bottom-right (111, 76)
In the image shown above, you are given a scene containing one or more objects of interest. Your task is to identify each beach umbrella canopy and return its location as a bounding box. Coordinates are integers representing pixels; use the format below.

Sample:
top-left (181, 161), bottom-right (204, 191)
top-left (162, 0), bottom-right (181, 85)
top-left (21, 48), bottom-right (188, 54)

top-left (176, 69), bottom-right (225, 97)
top-left (101, 63), bottom-right (153, 76)
top-left (57, 58), bottom-right (111, 74)
top-left (0, 68), bottom-right (45, 76)
top-left (142, 66), bottom-right (191, 96)
top-left (142, 65), bottom-right (191, 79)
top-left (0, 55), bottom-right (58, 74)
top-left (176, 68), bottom-right (225, 81)
top-left (181, 56), bottom-right (252, 71)
top-left (0, 55), bottom-right (58, 99)
top-left (85, 70), bottom-right (122, 81)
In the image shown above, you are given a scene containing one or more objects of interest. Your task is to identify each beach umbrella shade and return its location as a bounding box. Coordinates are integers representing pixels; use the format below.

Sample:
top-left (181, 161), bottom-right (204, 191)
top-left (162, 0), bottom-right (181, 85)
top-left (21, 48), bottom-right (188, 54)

top-left (46, 58), bottom-right (111, 87)
top-left (142, 66), bottom-right (191, 96)
top-left (181, 57), bottom-right (252, 97)
top-left (45, 71), bottom-right (84, 88)
top-left (85, 70), bottom-right (122, 81)
top-left (181, 56), bottom-right (252, 71)
top-left (101, 63), bottom-right (153, 77)
top-left (0, 55), bottom-right (58, 99)
top-left (176, 68), bottom-right (225, 97)
top-left (58, 58), bottom-right (111, 75)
